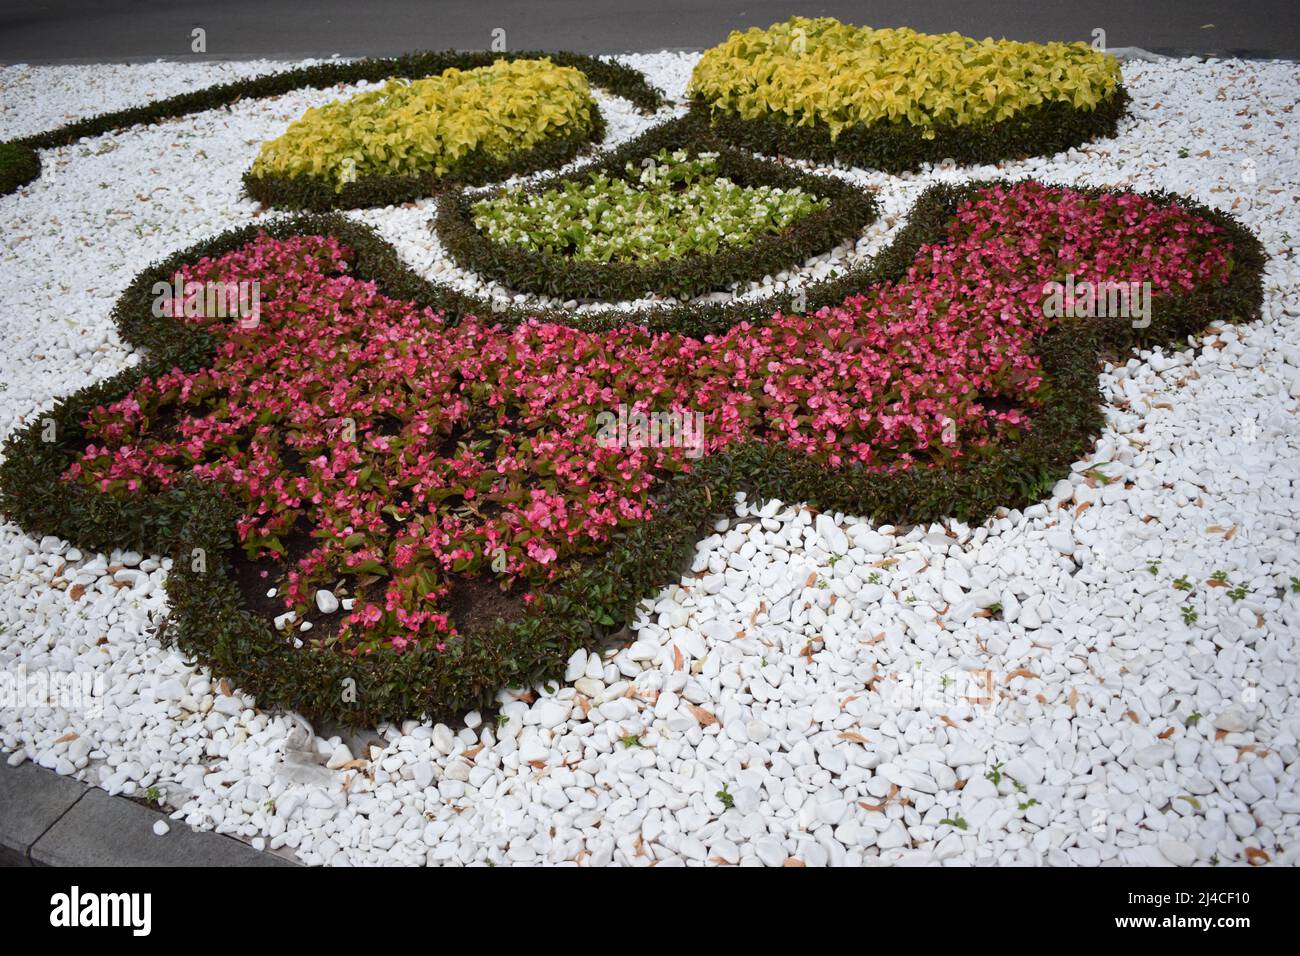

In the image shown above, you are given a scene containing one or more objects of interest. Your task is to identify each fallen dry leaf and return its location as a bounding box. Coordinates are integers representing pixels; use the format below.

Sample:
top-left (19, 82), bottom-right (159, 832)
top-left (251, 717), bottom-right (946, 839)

top-left (686, 703), bottom-right (719, 727)
top-left (838, 731), bottom-right (870, 745)
top-left (1244, 847), bottom-right (1270, 865)
top-left (53, 732), bottom-right (78, 744)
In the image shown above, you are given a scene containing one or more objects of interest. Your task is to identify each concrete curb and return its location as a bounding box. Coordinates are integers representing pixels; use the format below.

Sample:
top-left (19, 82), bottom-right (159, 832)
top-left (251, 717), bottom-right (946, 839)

top-left (0, 759), bottom-right (298, 866)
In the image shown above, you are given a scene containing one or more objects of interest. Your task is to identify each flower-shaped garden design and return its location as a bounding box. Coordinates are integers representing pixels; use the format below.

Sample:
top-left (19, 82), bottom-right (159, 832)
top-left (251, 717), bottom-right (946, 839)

top-left (0, 24), bottom-right (1268, 726)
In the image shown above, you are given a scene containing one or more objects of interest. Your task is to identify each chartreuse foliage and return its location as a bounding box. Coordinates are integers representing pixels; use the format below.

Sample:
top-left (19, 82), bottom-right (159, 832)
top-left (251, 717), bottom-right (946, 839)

top-left (250, 58), bottom-right (598, 191)
top-left (690, 17), bottom-right (1121, 138)
top-left (687, 17), bottom-right (1127, 172)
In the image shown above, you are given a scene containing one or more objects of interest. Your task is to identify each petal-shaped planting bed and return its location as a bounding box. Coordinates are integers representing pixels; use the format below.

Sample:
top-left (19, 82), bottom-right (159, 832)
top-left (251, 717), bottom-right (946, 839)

top-left (689, 17), bottom-right (1129, 171)
top-left (0, 179), bottom-right (1262, 725)
top-left (436, 121), bottom-right (879, 301)
top-left (0, 50), bottom-right (666, 202)
top-left (245, 57), bottom-right (605, 212)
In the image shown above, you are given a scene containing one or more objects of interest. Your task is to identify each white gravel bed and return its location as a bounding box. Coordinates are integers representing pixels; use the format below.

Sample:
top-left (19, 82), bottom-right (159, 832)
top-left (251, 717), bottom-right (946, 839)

top-left (1, 53), bottom-right (1298, 867)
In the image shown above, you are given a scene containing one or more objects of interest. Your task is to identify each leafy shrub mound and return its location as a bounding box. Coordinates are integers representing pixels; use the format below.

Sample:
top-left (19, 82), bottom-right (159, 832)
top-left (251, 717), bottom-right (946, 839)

top-left (247, 58), bottom-right (599, 208)
top-left (689, 17), bottom-right (1128, 171)
top-left (472, 148), bottom-right (828, 264)
top-left (1, 181), bottom-right (1261, 722)
top-left (437, 123), bottom-right (879, 302)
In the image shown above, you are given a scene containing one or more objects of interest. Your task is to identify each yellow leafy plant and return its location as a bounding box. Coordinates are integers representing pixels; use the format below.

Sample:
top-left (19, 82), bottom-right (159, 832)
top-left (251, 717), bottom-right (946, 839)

top-left (251, 58), bottom-right (597, 190)
top-left (689, 17), bottom-right (1121, 140)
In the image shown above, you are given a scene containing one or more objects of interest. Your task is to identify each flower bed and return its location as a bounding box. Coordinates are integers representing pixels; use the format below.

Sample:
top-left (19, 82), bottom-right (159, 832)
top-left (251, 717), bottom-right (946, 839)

top-left (0, 50), bottom-right (666, 202)
top-left (246, 58), bottom-right (603, 212)
top-left (0, 179), bottom-right (1260, 723)
top-left (472, 150), bottom-right (826, 264)
top-left (438, 124), bottom-right (878, 301)
top-left (689, 17), bottom-right (1129, 171)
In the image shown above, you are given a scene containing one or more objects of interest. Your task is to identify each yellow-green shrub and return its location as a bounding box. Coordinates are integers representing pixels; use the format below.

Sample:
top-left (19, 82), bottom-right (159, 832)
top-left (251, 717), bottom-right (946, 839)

top-left (689, 17), bottom-right (1122, 139)
top-left (251, 58), bottom-right (597, 190)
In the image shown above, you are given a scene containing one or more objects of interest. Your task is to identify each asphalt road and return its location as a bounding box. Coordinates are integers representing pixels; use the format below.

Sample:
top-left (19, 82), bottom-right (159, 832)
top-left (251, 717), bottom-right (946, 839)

top-left (1, 0), bottom-right (1297, 63)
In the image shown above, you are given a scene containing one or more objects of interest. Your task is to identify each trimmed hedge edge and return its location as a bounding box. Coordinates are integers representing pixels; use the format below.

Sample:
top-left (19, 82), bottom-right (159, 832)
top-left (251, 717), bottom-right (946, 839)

top-left (435, 115), bottom-right (880, 301)
top-left (0, 141), bottom-right (41, 194)
top-left (0, 50), bottom-right (667, 200)
top-left (0, 180), bottom-right (1264, 727)
top-left (689, 85), bottom-right (1131, 173)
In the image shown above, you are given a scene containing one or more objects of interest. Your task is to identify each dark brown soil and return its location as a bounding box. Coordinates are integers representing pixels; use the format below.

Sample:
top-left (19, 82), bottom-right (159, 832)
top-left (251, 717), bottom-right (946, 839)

top-left (443, 571), bottom-right (525, 633)
top-left (230, 526), bottom-right (527, 652)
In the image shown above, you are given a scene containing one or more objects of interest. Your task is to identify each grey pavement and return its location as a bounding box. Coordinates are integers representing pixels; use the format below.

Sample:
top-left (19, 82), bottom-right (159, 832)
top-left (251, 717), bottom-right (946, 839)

top-left (0, 0), bottom-right (1297, 63)
top-left (0, 759), bottom-right (296, 866)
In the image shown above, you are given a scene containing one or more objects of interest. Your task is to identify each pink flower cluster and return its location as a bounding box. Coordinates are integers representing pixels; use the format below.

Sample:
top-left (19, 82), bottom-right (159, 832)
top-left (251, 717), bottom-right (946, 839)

top-left (65, 183), bottom-right (1233, 652)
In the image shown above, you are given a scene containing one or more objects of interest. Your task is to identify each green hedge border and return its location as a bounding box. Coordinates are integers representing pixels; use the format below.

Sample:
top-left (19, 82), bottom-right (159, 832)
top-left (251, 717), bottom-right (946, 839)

top-left (0, 141), bottom-right (41, 194)
top-left (0, 181), bottom-right (1263, 726)
top-left (0, 50), bottom-right (666, 201)
top-left (434, 116), bottom-right (879, 301)
top-left (689, 85), bottom-right (1130, 173)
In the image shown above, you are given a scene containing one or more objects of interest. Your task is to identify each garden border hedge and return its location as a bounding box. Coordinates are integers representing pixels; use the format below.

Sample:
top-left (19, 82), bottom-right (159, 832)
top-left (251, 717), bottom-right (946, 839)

top-left (0, 181), bottom-right (1263, 726)
top-left (434, 117), bottom-right (879, 301)
top-left (688, 85), bottom-right (1131, 173)
top-left (0, 50), bottom-right (666, 200)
